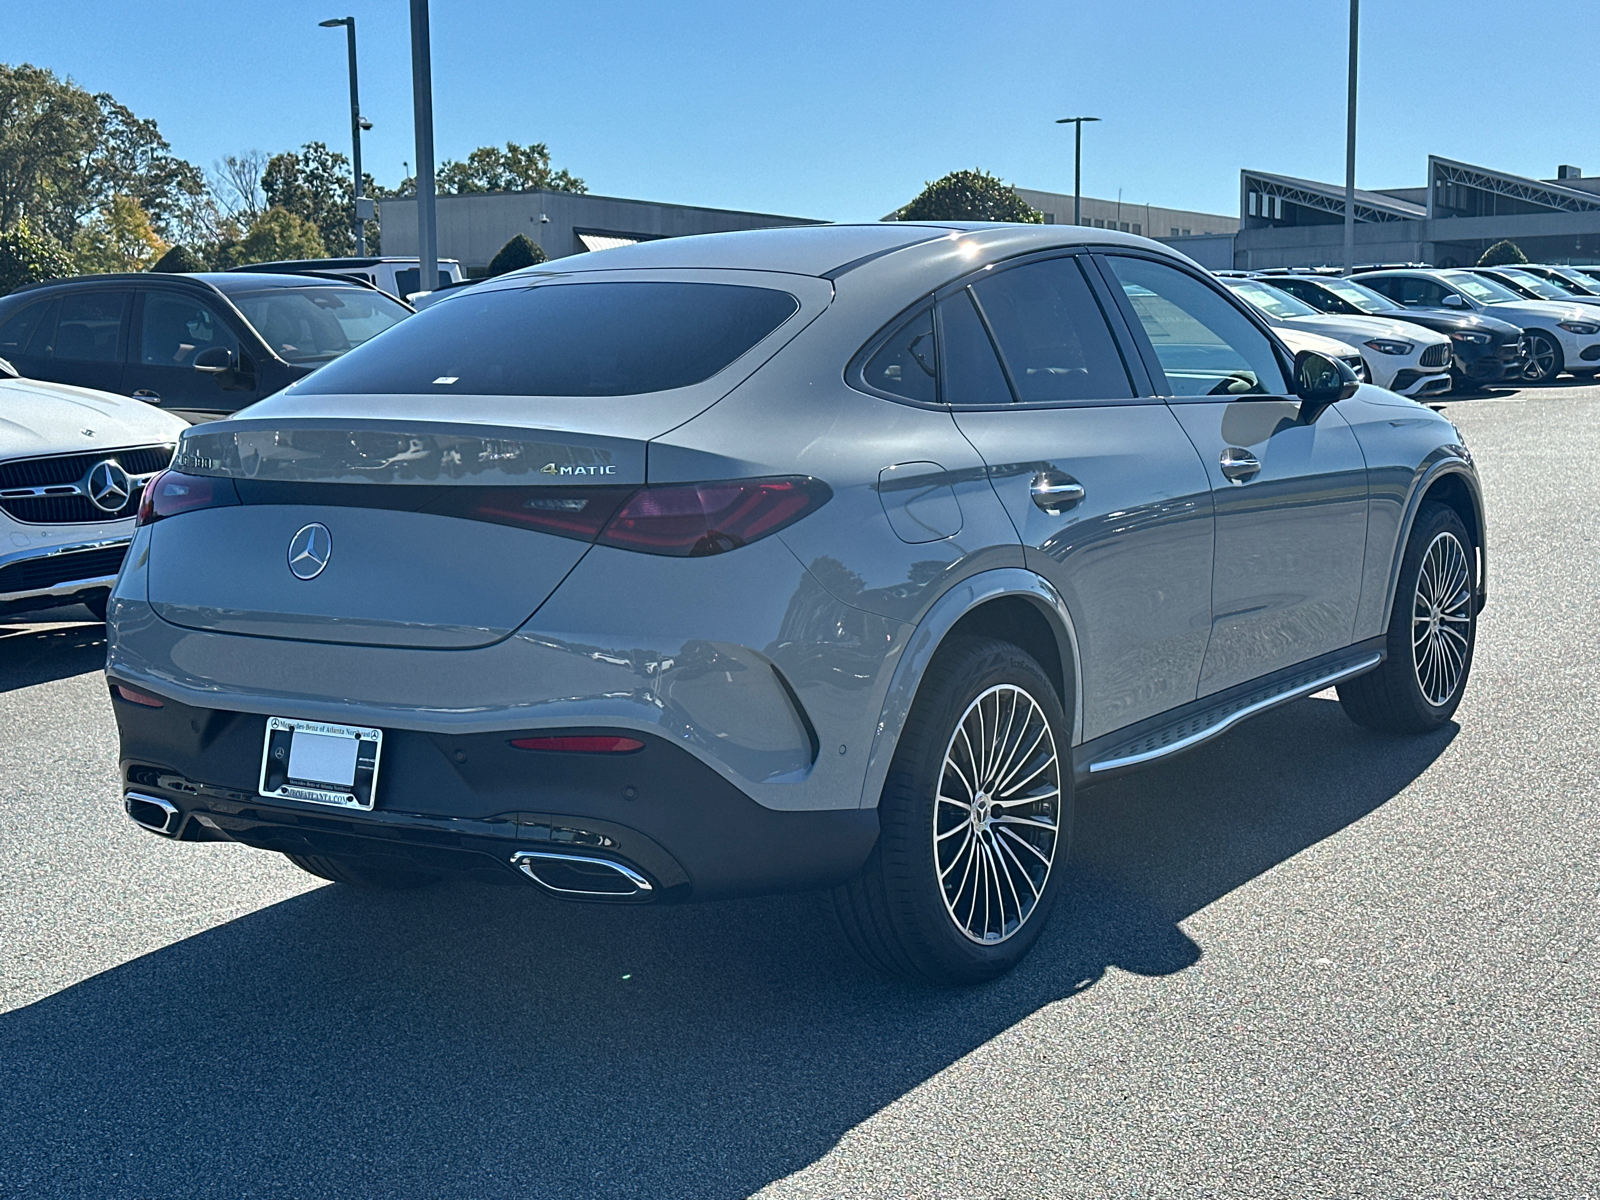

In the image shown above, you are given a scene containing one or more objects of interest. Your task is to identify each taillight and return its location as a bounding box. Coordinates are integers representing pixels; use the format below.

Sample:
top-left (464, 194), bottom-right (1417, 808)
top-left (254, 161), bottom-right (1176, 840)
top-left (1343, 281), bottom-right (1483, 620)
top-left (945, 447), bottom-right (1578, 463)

top-left (595, 477), bottom-right (830, 557)
top-left (136, 470), bottom-right (239, 526)
top-left (510, 735), bottom-right (644, 753)
top-left (113, 685), bottom-right (164, 708)
top-left (449, 486), bottom-right (633, 540)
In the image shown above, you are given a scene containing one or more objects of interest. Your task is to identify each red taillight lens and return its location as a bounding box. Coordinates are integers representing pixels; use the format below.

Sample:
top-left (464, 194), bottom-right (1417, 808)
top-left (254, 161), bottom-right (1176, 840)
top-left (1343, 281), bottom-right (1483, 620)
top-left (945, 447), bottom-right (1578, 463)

top-left (113, 685), bottom-right (164, 708)
top-left (596, 477), bottom-right (830, 557)
top-left (510, 735), bottom-right (645, 754)
top-left (450, 487), bottom-right (633, 540)
top-left (136, 470), bottom-right (239, 527)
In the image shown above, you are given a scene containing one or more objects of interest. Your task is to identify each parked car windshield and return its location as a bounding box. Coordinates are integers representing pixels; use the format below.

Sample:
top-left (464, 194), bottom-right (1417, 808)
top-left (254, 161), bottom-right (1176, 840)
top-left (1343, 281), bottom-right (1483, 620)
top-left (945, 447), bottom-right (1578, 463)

top-left (293, 281), bottom-right (800, 396)
top-left (231, 287), bottom-right (411, 365)
top-left (1222, 280), bottom-right (1320, 320)
top-left (1318, 278), bottom-right (1405, 314)
top-left (1441, 272), bottom-right (1522, 304)
top-left (1494, 269), bottom-right (1577, 300)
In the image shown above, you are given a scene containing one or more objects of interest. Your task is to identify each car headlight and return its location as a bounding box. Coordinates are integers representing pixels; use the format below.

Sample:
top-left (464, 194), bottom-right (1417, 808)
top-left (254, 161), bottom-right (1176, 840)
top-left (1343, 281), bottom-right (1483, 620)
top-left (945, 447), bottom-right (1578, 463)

top-left (1363, 338), bottom-right (1414, 355)
top-left (1558, 320), bottom-right (1600, 335)
top-left (1449, 331), bottom-right (1490, 344)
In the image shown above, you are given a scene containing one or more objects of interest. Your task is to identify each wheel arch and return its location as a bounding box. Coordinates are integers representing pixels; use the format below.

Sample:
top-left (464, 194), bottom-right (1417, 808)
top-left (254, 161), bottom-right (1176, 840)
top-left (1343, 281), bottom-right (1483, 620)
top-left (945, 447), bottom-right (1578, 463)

top-left (1381, 457), bottom-right (1487, 629)
top-left (857, 569), bottom-right (1081, 808)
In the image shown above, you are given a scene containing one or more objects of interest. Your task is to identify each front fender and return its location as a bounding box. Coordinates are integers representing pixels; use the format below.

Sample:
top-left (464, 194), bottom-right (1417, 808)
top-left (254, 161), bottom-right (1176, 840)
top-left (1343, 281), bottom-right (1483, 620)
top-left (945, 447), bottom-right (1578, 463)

top-left (857, 568), bottom-right (1081, 809)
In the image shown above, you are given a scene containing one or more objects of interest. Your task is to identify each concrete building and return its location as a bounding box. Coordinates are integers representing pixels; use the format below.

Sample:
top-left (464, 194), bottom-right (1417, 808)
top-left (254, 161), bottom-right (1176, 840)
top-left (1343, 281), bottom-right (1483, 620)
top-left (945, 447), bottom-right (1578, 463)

top-left (1012, 187), bottom-right (1238, 240)
top-left (380, 189), bottom-right (822, 275)
top-left (1234, 157), bottom-right (1600, 270)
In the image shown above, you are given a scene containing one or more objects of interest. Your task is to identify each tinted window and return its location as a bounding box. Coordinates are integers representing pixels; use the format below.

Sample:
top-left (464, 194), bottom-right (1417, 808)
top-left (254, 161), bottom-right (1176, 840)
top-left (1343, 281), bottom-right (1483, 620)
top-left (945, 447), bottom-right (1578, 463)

top-left (0, 301), bottom-right (48, 357)
top-left (139, 293), bottom-right (239, 366)
top-left (1105, 256), bottom-right (1288, 396)
top-left (1370, 276), bottom-right (1449, 307)
top-left (393, 268), bottom-right (451, 298)
top-left (862, 307), bottom-right (937, 403)
top-left (49, 292), bottom-right (127, 362)
top-left (298, 281), bottom-right (799, 397)
top-left (938, 291), bottom-right (1012, 405)
top-left (969, 257), bottom-right (1132, 402)
top-left (232, 287), bottom-right (407, 364)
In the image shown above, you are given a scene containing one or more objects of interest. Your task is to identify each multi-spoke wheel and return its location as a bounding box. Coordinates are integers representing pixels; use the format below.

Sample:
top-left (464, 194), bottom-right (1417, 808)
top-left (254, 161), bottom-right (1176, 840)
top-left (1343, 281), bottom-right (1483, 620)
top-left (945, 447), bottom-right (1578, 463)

top-left (934, 684), bottom-right (1060, 945)
top-left (828, 636), bottom-right (1073, 984)
top-left (1522, 331), bottom-right (1563, 384)
top-left (1340, 502), bottom-right (1476, 733)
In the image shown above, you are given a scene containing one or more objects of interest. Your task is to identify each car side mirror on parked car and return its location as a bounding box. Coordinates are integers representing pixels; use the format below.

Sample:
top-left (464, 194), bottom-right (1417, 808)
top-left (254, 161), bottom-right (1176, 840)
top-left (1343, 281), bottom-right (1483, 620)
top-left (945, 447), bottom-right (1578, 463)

top-left (1293, 350), bottom-right (1360, 422)
top-left (192, 346), bottom-right (234, 375)
top-left (1442, 294), bottom-right (1466, 308)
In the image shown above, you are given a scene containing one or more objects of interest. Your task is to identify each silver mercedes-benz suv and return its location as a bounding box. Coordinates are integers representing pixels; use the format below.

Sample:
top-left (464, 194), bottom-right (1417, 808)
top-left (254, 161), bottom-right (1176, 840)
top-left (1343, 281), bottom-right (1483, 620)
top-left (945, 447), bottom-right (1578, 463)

top-left (107, 224), bottom-right (1485, 983)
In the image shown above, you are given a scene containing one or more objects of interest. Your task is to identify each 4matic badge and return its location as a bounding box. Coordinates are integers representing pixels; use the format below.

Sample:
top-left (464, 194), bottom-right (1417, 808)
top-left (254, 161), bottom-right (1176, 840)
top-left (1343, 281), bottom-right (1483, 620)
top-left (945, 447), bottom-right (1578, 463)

top-left (541, 462), bottom-right (616, 476)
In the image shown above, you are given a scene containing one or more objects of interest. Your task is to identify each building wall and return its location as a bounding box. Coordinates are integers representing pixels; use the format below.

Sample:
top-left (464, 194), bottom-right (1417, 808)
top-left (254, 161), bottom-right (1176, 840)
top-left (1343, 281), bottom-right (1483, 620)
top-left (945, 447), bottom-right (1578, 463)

top-left (1154, 233), bottom-right (1237, 270)
top-left (1236, 208), bottom-right (1600, 269)
top-left (1014, 188), bottom-right (1238, 238)
top-left (381, 190), bottom-right (822, 274)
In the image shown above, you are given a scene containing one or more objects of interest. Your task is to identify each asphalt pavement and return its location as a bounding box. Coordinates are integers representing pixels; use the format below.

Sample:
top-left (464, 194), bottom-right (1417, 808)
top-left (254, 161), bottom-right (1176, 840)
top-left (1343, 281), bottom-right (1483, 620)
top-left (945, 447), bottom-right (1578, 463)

top-left (1, 382), bottom-right (1596, 1199)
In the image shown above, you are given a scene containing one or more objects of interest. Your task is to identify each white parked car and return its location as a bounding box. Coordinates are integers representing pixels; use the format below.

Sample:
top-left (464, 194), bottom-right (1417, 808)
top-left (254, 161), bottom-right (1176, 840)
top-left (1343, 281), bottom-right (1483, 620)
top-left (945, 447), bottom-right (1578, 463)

top-left (0, 358), bottom-right (186, 620)
top-left (1268, 324), bottom-right (1369, 383)
top-left (1221, 278), bottom-right (1453, 398)
top-left (1359, 268), bottom-right (1600, 384)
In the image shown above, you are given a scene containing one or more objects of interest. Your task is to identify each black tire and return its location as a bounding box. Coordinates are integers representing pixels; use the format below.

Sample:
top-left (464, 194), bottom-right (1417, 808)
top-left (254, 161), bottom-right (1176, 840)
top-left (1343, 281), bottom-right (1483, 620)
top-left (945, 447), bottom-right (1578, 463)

top-left (82, 593), bottom-right (108, 622)
top-left (1522, 331), bottom-right (1564, 383)
top-left (284, 852), bottom-right (439, 890)
top-left (1338, 503), bottom-right (1476, 733)
top-left (828, 636), bottom-right (1073, 985)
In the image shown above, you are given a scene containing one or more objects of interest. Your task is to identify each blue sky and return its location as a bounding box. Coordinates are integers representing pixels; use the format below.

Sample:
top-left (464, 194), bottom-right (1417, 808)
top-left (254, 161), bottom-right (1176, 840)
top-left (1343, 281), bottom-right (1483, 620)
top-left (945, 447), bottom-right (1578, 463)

top-left (8, 1), bottom-right (1596, 223)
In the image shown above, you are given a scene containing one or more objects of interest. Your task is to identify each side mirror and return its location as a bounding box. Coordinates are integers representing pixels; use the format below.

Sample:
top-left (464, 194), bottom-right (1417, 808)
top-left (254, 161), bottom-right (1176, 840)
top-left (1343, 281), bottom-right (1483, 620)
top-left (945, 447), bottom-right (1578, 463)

top-left (1293, 350), bottom-right (1359, 422)
top-left (192, 346), bottom-right (234, 374)
top-left (1442, 294), bottom-right (1466, 308)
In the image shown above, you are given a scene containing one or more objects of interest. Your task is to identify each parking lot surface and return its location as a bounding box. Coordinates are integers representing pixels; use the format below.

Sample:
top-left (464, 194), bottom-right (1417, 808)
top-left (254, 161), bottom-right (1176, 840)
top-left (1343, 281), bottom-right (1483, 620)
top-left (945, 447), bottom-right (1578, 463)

top-left (1, 383), bottom-right (1596, 1199)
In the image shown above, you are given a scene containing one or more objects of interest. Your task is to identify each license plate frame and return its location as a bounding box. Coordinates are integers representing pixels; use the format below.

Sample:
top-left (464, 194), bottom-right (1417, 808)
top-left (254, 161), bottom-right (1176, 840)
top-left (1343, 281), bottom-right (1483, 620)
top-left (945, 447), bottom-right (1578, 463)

top-left (258, 717), bottom-right (383, 810)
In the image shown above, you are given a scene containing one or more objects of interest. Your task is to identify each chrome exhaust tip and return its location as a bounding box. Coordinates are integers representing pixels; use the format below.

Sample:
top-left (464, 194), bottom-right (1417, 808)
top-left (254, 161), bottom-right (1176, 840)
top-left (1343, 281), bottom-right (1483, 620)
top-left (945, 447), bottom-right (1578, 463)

top-left (124, 792), bottom-right (183, 837)
top-left (510, 850), bottom-right (654, 900)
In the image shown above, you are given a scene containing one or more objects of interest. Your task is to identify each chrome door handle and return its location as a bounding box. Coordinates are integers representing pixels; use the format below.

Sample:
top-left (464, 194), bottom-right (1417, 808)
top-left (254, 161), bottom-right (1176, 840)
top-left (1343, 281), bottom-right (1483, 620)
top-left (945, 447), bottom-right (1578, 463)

top-left (131, 390), bottom-right (161, 403)
top-left (1219, 447), bottom-right (1261, 482)
top-left (1030, 471), bottom-right (1086, 514)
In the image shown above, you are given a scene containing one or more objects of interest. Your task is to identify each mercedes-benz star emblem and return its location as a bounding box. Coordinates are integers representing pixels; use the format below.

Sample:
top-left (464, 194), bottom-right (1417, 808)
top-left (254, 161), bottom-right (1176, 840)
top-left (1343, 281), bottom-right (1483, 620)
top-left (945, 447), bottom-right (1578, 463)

top-left (287, 522), bottom-right (332, 581)
top-left (86, 460), bottom-right (131, 514)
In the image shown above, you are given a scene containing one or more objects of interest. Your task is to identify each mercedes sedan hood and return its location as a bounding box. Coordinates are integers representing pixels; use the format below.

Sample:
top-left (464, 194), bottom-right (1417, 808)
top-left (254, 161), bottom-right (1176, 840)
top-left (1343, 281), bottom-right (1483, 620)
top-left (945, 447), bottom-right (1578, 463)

top-left (1281, 313), bottom-right (1447, 348)
top-left (1487, 300), bottom-right (1596, 325)
top-left (0, 377), bottom-right (190, 457)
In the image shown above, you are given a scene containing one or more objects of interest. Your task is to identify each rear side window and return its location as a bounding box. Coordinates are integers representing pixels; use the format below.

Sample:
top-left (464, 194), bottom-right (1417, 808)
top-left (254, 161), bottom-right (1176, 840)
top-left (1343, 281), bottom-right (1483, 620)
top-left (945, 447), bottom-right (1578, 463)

top-left (939, 290), bottom-right (1013, 405)
top-left (970, 257), bottom-right (1133, 402)
top-left (0, 301), bottom-right (48, 357)
top-left (862, 308), bottom-right (937, 403)
top-left (296, 281), bottom-right (799, 396)
top-left (48, 292), bottom-right (128, 362)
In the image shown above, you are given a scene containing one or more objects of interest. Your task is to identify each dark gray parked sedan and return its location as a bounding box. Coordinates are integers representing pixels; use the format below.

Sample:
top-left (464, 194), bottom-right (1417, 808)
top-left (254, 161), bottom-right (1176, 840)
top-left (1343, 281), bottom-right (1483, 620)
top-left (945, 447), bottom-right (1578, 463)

top-left (106, 224), bottom-right (1485, 983)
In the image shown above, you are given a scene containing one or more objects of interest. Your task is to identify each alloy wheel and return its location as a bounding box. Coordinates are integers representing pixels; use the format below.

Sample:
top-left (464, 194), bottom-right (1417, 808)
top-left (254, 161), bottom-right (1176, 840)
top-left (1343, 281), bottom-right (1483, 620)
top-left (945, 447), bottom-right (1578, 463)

top-left (934, 684), bottom-right (1060, 944)
top-left (1412, 531), bottom-right (1472, 707)
top-left (1523, 333), bottom-right (1558, 382)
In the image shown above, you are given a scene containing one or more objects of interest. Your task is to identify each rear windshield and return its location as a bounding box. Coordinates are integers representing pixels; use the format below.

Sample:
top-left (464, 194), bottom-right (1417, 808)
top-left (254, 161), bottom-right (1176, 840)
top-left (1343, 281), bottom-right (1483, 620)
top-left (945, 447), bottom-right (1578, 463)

top-left (294, 281), bottom-right (800, 396)
top-left (233, 286), bottom-right (410, 364)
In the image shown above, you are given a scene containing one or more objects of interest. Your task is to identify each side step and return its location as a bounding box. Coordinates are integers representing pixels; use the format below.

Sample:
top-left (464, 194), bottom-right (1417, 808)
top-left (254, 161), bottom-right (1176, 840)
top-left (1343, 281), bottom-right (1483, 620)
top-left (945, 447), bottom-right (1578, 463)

top-left (1080, 649), bottom-right (1383, 781)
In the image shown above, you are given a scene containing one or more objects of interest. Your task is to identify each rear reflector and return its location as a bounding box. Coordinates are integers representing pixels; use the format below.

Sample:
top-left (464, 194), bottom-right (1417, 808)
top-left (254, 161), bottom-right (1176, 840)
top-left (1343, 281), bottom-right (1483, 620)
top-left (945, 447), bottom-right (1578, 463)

top-left (136, 470), bottom-right (239, 526)
top-left (114, 685), bottom-right (165, 708)
top-left (509, 735), bottom-right (645, 754)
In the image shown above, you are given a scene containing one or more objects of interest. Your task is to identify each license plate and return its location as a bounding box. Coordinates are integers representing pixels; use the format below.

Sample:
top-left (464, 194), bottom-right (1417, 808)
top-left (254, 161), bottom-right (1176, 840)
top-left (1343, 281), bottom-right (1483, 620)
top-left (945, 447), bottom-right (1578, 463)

top-left (259, 717), bottom-right (383, 810)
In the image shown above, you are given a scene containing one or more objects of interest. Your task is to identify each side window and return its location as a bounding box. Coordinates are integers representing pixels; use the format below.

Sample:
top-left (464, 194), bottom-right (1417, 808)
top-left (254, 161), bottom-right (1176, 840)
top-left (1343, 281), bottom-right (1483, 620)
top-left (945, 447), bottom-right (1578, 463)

top-left (970, 257), bottom-right (1134, 402)
top-left (1372, 277), bottom-right (1442, 307)
top-left (1103, 256), bottom-right (1289, 397)
top-left (139, 292), bottom-right (240, 367)
top-left (938, 289), bottom-right (1013, 405)
top-left (50, 291), bottom-right (128, 362)
top-left (0, 301), bottom-right (49, 357)
top-left (862, 307), bottom-right (937, 403)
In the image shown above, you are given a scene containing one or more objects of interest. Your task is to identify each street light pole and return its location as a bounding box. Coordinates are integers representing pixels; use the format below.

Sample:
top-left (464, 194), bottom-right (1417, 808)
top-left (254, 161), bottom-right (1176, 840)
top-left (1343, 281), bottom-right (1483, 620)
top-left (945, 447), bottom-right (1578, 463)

top-left (1343, 0), bottom-right (1359, 276)
top-left (319, 17), bottom-right (370, 255)
top-left (1055, 117), bottom-right (1100, 226)
top-left (410, 0), bottom-right (437, 296)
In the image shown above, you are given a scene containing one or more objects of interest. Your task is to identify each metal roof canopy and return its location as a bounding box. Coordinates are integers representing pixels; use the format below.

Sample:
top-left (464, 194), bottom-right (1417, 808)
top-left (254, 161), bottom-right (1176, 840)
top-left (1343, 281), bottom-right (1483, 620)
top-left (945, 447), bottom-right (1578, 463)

top-left (1427, 156), bottom-right (1600, 217)
top-left (1241, 169), bottom-right (1426, 223)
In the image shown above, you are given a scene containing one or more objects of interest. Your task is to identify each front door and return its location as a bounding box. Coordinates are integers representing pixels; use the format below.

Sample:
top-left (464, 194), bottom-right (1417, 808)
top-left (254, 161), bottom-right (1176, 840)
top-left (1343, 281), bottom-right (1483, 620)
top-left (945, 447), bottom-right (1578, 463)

top-left (1099, 253), bottom-right (1370, 696)
top-left (942, 252), bottom-right (1217, 742)
top-left (122, 289), bottom-right (253, 416)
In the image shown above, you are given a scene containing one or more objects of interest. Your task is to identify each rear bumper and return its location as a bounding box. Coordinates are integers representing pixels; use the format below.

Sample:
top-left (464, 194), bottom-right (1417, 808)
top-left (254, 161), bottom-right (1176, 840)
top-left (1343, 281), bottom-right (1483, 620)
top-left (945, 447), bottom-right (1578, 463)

top-left (109, 684), bottom-right (879, 901)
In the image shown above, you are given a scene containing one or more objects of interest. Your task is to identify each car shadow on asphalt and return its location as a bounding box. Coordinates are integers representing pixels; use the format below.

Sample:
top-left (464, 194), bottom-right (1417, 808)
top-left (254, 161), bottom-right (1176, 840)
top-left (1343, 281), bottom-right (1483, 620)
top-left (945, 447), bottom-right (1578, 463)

top-left (0, 615), bottom-right (105, 694)
top-left (0, 695), bottom-right (1454, 1199)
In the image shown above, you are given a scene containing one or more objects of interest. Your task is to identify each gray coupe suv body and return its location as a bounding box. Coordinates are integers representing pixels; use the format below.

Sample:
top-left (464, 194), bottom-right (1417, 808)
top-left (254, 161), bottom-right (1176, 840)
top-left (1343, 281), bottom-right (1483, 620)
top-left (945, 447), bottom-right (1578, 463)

top-left (107, 223), bottom-right (1485, 982)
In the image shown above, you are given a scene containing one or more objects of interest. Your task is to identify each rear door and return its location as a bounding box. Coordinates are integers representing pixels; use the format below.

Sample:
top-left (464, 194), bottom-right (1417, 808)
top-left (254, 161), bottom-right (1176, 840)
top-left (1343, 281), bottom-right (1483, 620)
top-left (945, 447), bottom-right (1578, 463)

top-left (1098, 252), bottom-right (1369, 696)
top-left (943, 252), bottom-right (1217, 741)
top-left (16, 288), bottom-right (130, 393)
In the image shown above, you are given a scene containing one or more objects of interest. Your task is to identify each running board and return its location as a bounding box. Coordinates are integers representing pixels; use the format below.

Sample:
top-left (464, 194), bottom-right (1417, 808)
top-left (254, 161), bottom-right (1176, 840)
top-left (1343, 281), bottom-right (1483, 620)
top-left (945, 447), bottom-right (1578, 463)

top-left (1079, 649), bottom-right (1383, 780)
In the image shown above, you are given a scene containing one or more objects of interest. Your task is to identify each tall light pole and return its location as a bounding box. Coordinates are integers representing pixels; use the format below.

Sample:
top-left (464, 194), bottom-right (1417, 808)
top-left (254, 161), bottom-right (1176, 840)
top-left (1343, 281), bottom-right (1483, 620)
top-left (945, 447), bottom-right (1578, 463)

top-left (1056, 117), bottom-right (1100, 227)
top-left (319, 17), bottom-right (373, 255)
top-left (1343, 0), bottom-right (1359, 276)
top-left (410, 0), bottom-right (437, 294)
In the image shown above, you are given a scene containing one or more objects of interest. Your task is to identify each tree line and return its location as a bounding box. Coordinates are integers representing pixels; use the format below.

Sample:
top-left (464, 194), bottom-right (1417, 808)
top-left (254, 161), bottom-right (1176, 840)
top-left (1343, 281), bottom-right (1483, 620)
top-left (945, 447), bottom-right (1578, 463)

top-left (0, 62), bottom-right (585, 293)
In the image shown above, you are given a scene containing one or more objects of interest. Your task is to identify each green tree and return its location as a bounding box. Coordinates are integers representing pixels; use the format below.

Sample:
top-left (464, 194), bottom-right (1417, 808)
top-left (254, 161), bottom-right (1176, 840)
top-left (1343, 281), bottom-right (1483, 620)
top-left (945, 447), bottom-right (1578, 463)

top-left (1478, 239), bottom-right (1528, 267)
top-left (0, 64), bottom-right (101, 242)
top-left (151, 243), bottom-right (207, 273)
top-left (262, 142), bottom-right (356, 255)
top-left (0, 218), bottom-right (73, 295)
top-left (890, 170), bottom-right (1044, 223)
top-left (71, 193), bottom-right (168, 273)
top-left (232, 207), bottom-right (326, 265)
top-left (487, 233), bottom-right (546, 275)
top-left (87, 96), bottom-right (205, 239)
top-left (430, 142), bottom-right (586, 195)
